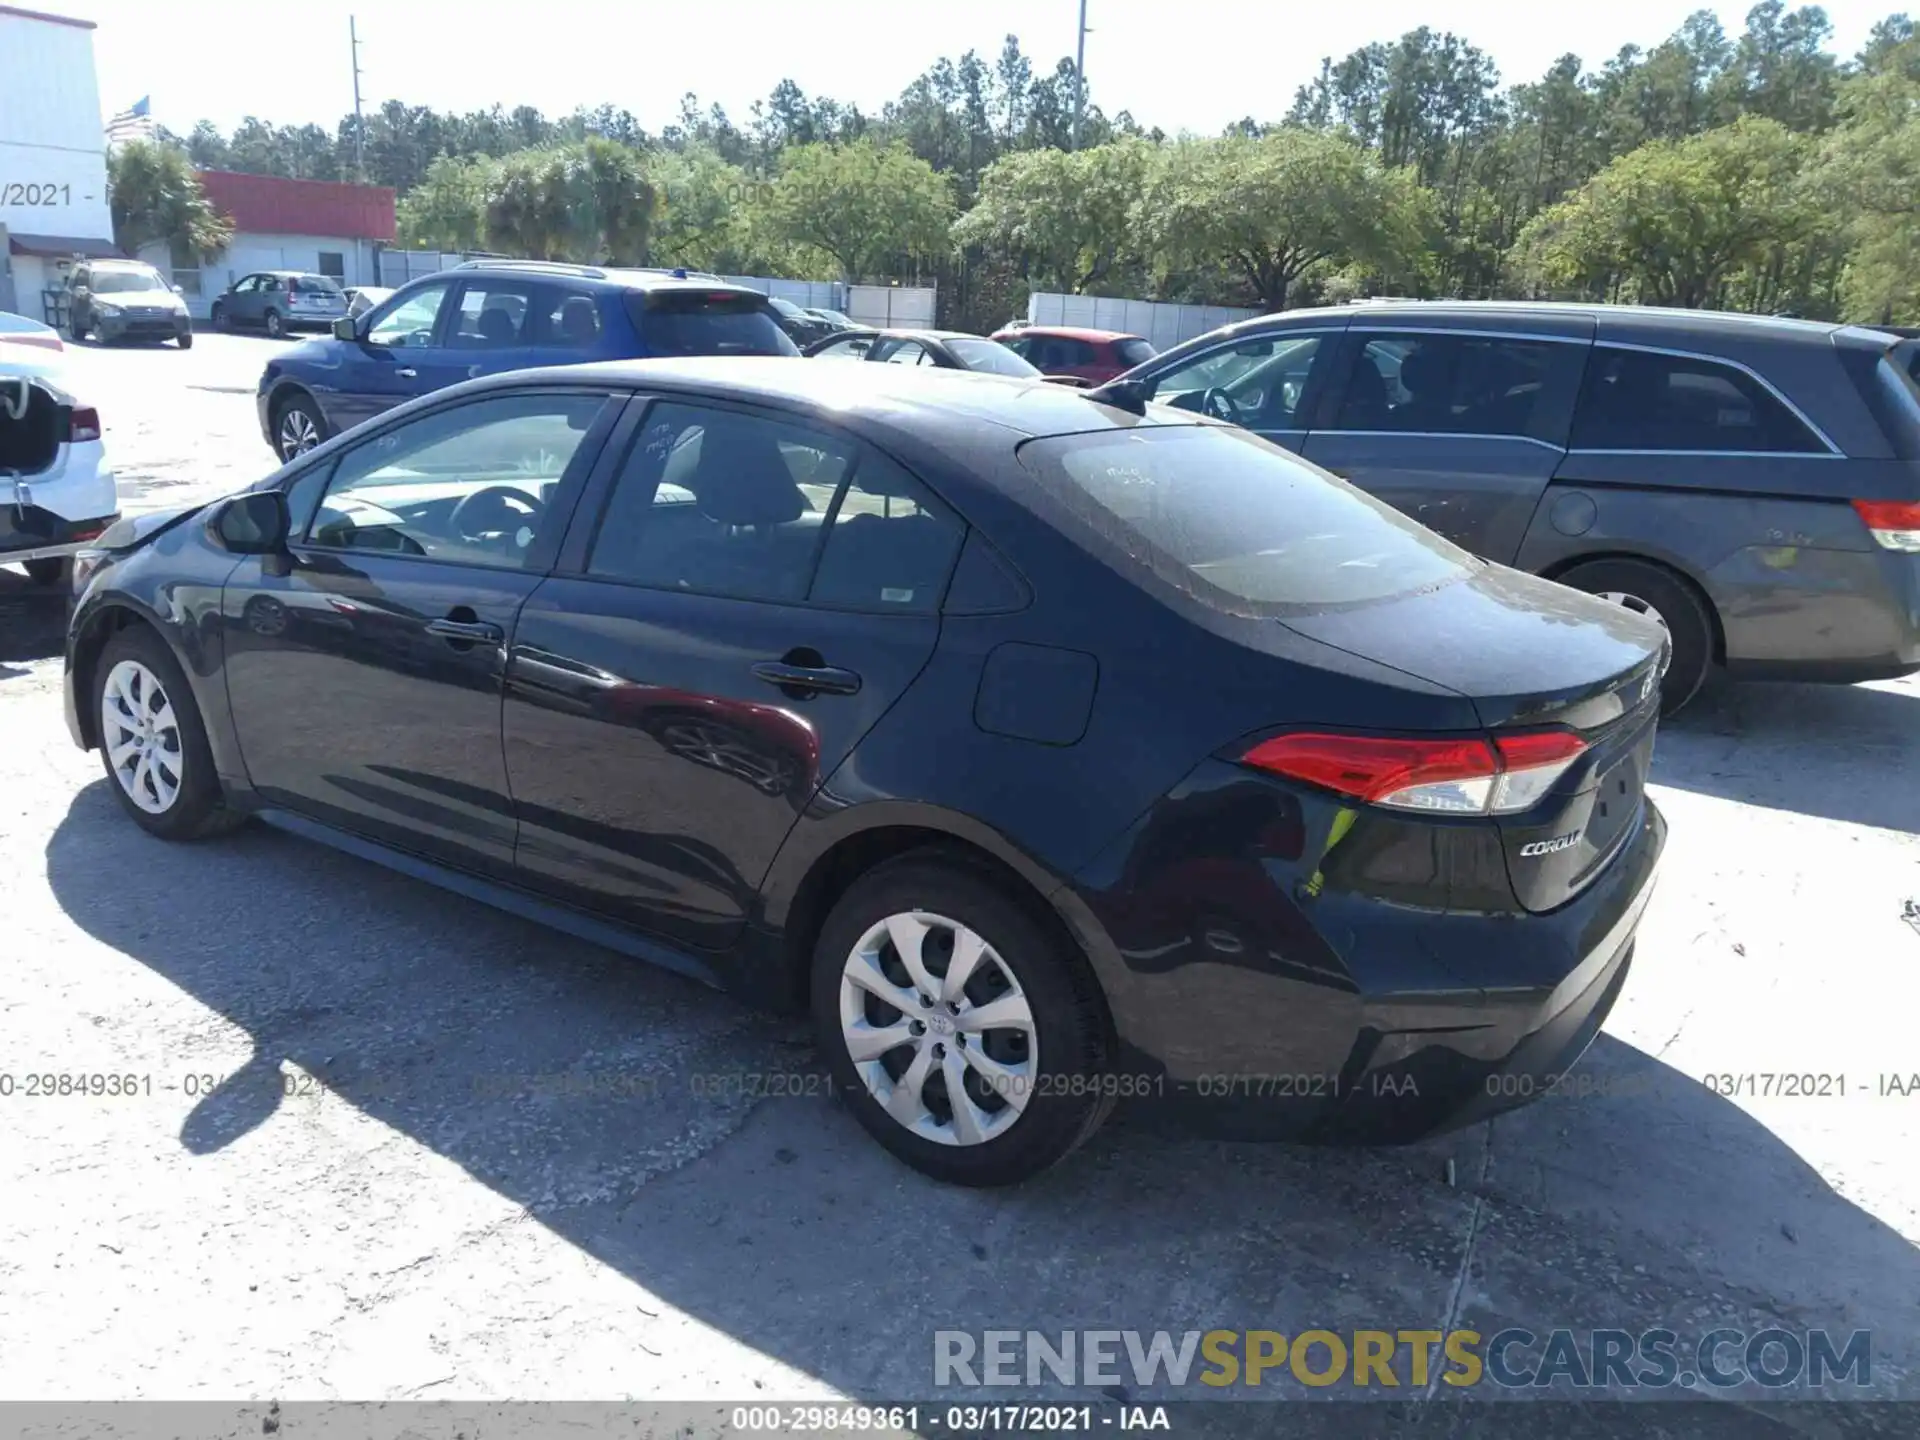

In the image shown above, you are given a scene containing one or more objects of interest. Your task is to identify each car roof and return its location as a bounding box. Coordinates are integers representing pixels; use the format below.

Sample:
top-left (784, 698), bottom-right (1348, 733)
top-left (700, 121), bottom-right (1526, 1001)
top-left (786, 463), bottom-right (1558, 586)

top-left (1236, 299), bottom-right (1846, 344)
top-left (1001, 325), bottom-right (1141, 342)
top-left (437, 260), bottom-right (764, 298)
top-left (500, 355), bottom-right (1191, 440)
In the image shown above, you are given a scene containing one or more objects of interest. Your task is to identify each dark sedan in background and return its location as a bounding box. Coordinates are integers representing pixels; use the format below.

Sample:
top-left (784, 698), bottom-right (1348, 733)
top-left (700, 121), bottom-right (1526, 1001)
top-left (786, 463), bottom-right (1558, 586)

top-left (64, 360), bottom-right (1665, 1186)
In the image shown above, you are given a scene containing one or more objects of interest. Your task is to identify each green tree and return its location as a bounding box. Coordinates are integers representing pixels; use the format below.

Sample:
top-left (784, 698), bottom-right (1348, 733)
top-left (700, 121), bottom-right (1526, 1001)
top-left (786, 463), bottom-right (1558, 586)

top-left (1812, 32), bottom-right (1920, 320)
top-left (650, 145), bottom-right (755, 272)
top-left (1137, 131), bottom-right (1434, 310)
top-left (396, 154), bottom-right (493, 252)
top-left (1516, 115), bottom-right (1819, 307)
top-left (107, 141), bottom-right (233, 261)
top-left (951, 138), bottom-right (1151, 293)
top-left (482, 140), bottom-right (655, 263)
top-left (756, 138), bottom-right (954, 282)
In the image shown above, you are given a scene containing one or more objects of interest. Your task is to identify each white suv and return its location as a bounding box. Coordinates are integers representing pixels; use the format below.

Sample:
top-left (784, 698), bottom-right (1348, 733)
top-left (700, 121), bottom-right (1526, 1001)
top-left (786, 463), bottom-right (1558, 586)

top-left (1, 355), bottom-right (118, 586)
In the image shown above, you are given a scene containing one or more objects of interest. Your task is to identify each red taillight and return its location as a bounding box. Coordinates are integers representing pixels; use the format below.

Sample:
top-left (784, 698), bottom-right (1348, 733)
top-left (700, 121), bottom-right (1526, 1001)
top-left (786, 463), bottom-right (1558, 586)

top-left (68, 407), bottom-right (101, 444)
top-left (1241, 729), bottom-right (1588, 816)
top-left (1853, 499), bottom-right (1920, 552)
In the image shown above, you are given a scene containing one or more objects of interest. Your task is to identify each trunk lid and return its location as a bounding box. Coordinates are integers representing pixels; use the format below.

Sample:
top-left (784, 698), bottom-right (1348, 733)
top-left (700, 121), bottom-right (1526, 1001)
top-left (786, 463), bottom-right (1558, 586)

top-left (1279, 561), bottom-right (1666, 912)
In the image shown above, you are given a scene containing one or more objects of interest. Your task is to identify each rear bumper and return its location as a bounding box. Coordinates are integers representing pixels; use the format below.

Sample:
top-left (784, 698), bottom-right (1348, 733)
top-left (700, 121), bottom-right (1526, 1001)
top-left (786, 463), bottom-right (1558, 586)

top-left (1065, 761), bottom-right (1667, 1144)
top-left (1715, 546), bottom-right (1920, 682)
top-left (0, 506), bottom-right (119, 565)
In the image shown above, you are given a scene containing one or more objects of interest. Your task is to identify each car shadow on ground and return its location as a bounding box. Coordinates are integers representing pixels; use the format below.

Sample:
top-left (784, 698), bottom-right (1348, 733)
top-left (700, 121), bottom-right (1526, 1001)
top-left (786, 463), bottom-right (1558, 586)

top-left (1653, 676), bottom-right (1920, 835)
top-left (40, 781), bottom-right (1920, 1423)
top-left (0, 569), bottom-right (68, 665)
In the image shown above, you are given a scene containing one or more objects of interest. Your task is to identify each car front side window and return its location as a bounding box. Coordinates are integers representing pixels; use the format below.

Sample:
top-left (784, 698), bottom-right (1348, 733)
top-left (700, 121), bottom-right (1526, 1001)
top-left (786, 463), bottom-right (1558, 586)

top-left (367, 284), bottom-right (452, 349)
top-left (305, 392), bottom-right (610, 568)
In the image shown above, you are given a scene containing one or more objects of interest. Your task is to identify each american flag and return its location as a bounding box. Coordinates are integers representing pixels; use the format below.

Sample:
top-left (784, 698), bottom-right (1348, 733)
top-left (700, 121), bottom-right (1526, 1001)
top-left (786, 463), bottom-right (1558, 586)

top-left (104, 96), bottom-right (154, 147)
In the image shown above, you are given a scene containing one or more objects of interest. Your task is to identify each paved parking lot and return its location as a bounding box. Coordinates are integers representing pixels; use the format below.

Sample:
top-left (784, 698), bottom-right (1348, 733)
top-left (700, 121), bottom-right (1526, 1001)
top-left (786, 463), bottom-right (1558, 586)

top-left (2, 335), bottom-right (1918, 1432)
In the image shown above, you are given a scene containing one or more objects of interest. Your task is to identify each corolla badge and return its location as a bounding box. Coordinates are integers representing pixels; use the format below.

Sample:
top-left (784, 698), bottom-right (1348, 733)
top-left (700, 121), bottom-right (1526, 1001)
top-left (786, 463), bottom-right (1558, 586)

top-left (1520, 831), bottom-right (1582, 857)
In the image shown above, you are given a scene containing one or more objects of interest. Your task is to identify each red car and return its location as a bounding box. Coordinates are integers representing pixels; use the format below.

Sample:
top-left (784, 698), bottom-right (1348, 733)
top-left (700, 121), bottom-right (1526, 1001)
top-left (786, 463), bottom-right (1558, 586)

top-left (990, 326), bottom-right (1156, 386)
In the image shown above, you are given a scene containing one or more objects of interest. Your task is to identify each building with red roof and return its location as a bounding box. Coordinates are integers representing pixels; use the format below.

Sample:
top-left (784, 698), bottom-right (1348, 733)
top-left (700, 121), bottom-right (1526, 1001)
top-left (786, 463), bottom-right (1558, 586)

top-left (138, 169), bottom-right (397, 319)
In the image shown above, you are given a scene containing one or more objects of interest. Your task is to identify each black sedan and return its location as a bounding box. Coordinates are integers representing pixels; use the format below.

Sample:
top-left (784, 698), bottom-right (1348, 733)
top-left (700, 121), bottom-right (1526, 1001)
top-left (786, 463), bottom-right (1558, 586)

top-left (63, 360), bottom-right (1667, 1186)
top-left (804, 327), bottom-right (1049, 380)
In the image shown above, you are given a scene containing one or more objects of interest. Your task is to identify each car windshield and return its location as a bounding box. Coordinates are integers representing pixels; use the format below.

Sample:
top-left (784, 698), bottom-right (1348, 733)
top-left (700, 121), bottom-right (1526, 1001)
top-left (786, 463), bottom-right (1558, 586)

top-left (945, 338), bottom-right (1041, 378)
top-left (1015, 424), bottom-right (1475, 616)
top-left (631, 291), bottom-right (799, 357)
top-left (91, 268), bottom-right (168, 294)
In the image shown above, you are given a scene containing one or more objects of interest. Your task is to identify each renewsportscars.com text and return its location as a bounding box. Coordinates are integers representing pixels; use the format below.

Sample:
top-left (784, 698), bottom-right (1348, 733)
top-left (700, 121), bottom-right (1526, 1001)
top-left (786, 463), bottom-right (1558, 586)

top-left (933, 1327), bottom-right (1872, 1390)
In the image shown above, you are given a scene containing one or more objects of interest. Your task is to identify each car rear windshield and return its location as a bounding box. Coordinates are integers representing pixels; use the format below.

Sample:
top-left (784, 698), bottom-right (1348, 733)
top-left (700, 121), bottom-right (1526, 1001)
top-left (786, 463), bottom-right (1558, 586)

top-left (90, 268), bottom-right (167, 294)
top-left (945, 338), bottom-right (1040, 377)
top-left (292, 276), bottom-right (343, 294)
top-left (1015, 424), bottom-right (1475, 616)
top-left (1116, 338), bottom-right (1157, 366)
top-left (627, 291), bottom-right (799, 357)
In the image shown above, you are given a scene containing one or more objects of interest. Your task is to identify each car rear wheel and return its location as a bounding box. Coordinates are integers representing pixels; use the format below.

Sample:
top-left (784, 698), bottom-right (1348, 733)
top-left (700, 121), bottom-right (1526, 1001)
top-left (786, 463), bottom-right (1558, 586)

top-left (264, 309), bottom-right (285, 339)
top-left (23, 557), bottom-right (68, 587)
top-left (210, 302), bottom-right (226, 331)
top-left (811, 854), bottom-right (1114, 1186)
top-left (1557, 557), bottom-right (1713, 716)
top-left (92, 626), bottom-right (245, 840)
top-left (274, 393), bottom-right (327, 460)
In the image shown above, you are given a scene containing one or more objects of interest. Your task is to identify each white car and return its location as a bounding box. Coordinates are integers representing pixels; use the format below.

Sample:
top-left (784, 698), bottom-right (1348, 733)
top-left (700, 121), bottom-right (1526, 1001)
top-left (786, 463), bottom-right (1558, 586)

top-left (1, 351), bottom-right (118, 586)
top-left (0, 311), bottom-right (64, 354)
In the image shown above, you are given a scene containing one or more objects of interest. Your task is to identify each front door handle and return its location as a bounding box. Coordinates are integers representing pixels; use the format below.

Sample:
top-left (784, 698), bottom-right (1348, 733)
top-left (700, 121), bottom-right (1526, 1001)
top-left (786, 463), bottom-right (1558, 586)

top-left (426, 616), bottom-right (503, 645)
top-left (395, 367), bottom-right (418, 379)
top-left (751, 661), bottom-right (862, 696)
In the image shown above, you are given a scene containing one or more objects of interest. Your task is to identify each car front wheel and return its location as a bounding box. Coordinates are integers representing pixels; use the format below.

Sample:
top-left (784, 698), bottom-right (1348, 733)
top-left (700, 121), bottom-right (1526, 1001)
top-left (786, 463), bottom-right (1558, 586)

top-left (274, 393), bottom-right (328, 459)
top-left (811, 854), bottom-right (1114, 1186)
top-left (92, 625), bottom-right (246, 840)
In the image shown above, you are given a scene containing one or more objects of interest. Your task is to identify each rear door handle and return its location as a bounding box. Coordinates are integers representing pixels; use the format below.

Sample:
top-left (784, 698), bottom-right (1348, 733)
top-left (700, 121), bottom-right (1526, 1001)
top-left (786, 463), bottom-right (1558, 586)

top-left (395, 367), bottom-right (418, 379)
top-left (751, 661), bottom-right (862, 696)
top-left (426, 617), bottom-right (503, 645)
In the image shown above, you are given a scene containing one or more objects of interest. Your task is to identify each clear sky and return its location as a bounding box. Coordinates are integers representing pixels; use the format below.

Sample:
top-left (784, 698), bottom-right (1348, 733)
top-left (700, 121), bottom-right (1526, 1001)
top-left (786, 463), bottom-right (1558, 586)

top-left (44, 0), bottom-right (1904, 139)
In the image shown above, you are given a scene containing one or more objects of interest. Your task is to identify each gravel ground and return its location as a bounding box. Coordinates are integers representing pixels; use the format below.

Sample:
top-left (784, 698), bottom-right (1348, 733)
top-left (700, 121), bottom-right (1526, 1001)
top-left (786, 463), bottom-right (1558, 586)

top-left (2, 336), bottom-right (1917, 1435)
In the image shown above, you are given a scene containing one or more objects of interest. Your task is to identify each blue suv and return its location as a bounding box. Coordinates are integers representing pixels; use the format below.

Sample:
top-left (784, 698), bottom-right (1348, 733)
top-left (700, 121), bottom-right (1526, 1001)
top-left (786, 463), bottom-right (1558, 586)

top-left (256, 260), bottom-right (799, 460)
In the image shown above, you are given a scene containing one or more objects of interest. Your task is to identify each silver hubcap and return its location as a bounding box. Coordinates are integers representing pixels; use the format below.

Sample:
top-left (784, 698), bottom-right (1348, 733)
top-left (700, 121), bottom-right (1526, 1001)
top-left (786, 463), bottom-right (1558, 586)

top-left (279, 408), bottom-right (319, 457)
top-left (838, 911), bottom-right (1036, 1147)
top-left (1596, 590), bottom-right (1669, 633)
top-left (101, 659), bottom-right (183, 815)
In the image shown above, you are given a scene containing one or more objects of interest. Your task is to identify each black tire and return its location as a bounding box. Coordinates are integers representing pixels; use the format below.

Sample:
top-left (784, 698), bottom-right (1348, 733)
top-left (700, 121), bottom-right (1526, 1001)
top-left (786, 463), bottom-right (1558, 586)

top-left (264, 309), bottom-right (284, 339)
top-left (91, 624), bottom-right (246, 841)
top-left (210, 302), bottom-right (226, 332)
top-left (1557, 557), bottom-right (1714, 715)
top-left (272, 391), bottom-right (329, 460)
top-left (811, 853), bottom-right (1114, 1186)
top-left (176, 332), bottom-right (194, 350)
top-left (23, 557), bottom-right (68, 587)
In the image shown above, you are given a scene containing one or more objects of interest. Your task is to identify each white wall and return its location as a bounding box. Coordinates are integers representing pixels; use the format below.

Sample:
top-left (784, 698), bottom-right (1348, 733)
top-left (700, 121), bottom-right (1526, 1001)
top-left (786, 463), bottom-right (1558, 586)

top-left (0, 12), bottom-right (113, 249)
top-left (157, 234), bottom-right (380, 318)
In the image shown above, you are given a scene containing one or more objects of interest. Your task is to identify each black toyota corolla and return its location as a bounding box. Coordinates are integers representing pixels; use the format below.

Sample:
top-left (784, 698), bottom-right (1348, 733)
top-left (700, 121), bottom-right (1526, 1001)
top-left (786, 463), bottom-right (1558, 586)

top-left (63, 359), bottom-right (1668, 1186)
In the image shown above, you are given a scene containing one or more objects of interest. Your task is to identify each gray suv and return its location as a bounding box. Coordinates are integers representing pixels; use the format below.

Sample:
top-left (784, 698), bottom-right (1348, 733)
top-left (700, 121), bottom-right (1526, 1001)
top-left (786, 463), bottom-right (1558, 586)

top-left (210, 271), bottom-right (349, 338)
top-left (1119, 302), bottom-right (1920, 711)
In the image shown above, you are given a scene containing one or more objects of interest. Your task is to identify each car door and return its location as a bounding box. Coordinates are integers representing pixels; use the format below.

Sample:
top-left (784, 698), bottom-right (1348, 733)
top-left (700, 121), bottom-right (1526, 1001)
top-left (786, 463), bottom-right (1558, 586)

top-left (220, 386), bottom-right (622, 877)
top-left (225, 274), bottom-right (261, 325)
top-left (329, 279), bottom-right (462, 429)
top-left (440, 276), bottom-right (542, 382)
top-left (502, 396), bottom-right (967, 951)
top-left (1134, 328), bottom-right (1341, 455)
top-left (1302, 323), bottom-right (1591, 562)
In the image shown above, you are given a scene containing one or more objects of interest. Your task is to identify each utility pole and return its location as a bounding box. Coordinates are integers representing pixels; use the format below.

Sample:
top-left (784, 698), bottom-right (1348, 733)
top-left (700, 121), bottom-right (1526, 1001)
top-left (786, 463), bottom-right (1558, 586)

top-left (1069, 0), bottom-right (1089, 151)
top-left (350, 16), bottom-right (367, 181)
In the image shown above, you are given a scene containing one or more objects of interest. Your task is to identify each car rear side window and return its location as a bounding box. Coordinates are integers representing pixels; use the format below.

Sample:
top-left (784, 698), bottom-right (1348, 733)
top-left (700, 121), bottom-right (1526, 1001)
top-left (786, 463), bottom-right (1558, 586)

top-left (1016, 425), bottom-right (1474, 616)
top-left (1570, 346), bottom-right (1826, 453)
top-left (626, 291), bottom-right (799, 357)
top-left (1115, 338), bottom-right (1157, 366)
top-left (536, 291), bottom-right (604, 349)
top-left (1331, 333), bottom-right (1565, 440)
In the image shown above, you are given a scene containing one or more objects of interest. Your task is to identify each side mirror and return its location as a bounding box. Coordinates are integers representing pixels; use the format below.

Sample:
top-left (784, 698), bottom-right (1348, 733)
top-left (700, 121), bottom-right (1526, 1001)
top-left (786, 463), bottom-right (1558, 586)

top-left (332, 316), bottom-right (358, 341)
top-left (171, 283), bottom-right (185, 295)
top-left (214, 491), bottom-right (291, 555)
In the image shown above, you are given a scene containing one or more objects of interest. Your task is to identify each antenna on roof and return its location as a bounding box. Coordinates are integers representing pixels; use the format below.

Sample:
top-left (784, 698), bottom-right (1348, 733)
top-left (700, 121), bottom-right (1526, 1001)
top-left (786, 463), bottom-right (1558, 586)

top-left (1083, 377), bottom-right (1148, 415)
